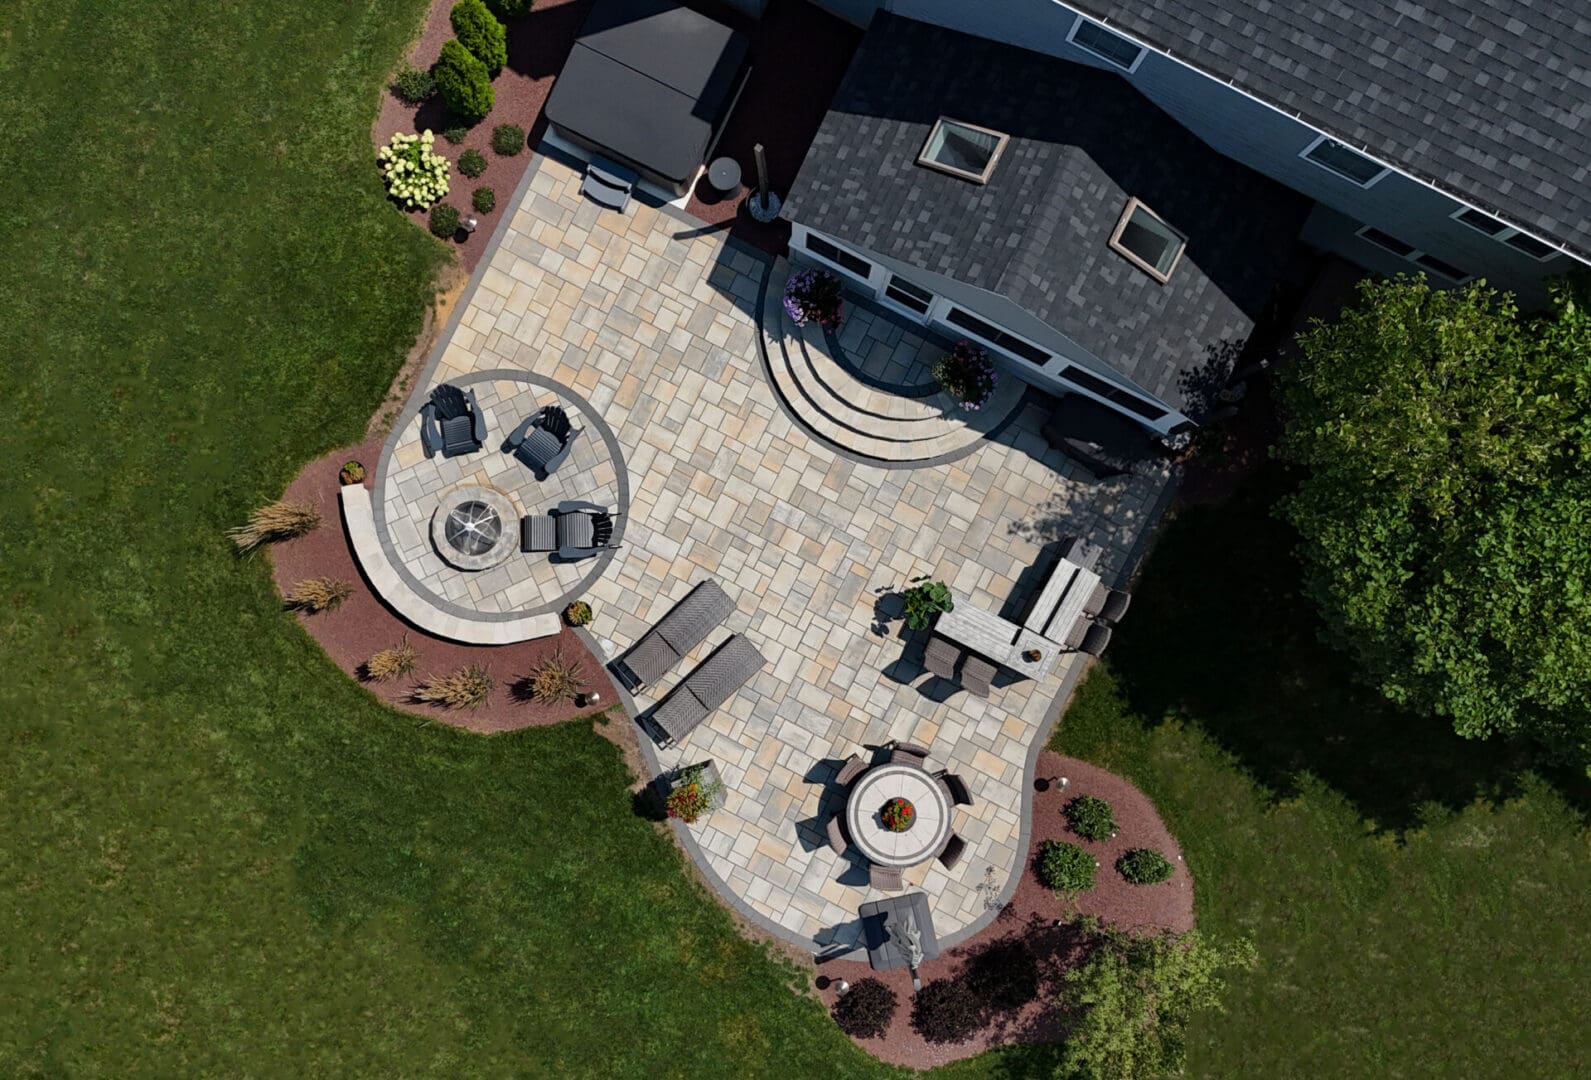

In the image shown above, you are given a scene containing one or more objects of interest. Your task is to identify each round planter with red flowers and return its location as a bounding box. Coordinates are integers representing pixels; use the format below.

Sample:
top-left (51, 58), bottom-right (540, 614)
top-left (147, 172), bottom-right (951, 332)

top-left (879, 796), bottom-right (916, 833)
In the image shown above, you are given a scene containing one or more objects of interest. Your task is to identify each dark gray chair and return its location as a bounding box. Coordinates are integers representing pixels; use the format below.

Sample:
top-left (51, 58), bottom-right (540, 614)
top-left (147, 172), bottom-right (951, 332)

top-left (612, 580), bottom-right (735, 690)
top-left (1098, 588), bottom-right (1131, 623)
top-left (869, 864), bottom-right (904, 892)
top-left (420, 384), bottom-right (486, 458)
top-left (505, 404), bottom-right (581, 479)
top-left (936, 833), bottom-right (965, 871)
top-left (960, 655), bottom-right (997, 698)
top-left (649, 634), bottom-right (766, 747)
top-left (890, 741), bottom-right (931, 768)
top-left (1081, 582), bottom-right (1110, 618)
top-left (923, 635), bottom-right (961, 680)
top-left (519, 501), bottom-right (619, 560)
top-left (834, 753), bottom-right (867, 788)
top-left (935, 772), bottom-right (973, 808)
top-left (1078, 623), bottom-right (1112, 656)
top-left (825, 813), bottom-right (848, 856)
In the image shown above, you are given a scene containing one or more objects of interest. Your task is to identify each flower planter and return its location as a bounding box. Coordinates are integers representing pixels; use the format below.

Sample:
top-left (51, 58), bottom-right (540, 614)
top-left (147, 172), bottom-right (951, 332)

top-left (664, 760), bottom-right (725, 824)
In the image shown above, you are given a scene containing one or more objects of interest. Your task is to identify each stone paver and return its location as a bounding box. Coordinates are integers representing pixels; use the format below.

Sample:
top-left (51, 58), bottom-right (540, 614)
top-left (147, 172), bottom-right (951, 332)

top-left (392, 155), bottom-right (1172, 949)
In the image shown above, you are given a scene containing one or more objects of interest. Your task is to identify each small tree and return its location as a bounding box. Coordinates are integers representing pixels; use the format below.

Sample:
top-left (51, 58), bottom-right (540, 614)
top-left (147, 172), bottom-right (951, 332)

top-left (434, 40), bottom-right (495, 124)
top-left (450, 0), bottom-right (507, 77)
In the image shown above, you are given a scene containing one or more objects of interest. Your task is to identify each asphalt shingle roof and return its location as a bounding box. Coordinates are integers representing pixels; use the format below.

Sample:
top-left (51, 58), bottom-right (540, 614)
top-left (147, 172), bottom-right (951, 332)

top-left (1071, 0), bottom-right (1591, 259)
top-left (783, 14), bottom-right (1311, 413)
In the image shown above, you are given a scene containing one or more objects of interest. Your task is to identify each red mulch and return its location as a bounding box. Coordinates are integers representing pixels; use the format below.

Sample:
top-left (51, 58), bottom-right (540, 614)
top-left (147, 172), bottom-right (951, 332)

top-left (815, 751), bottom-right (1194, 1069)
top-left (682, 0), bottom-right (862, 256)
top-left (373, 0), bottom-right (594, 273)
top-left (268, 432), bottom-right (616, 734)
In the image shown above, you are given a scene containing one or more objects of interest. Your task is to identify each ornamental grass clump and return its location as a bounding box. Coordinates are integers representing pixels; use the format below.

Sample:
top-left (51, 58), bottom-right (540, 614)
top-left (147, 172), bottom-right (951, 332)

top-left (1037, 839), bottom-right (1097, 895)
top-left (782, 267), bottom-right (844, 329)
top-left (285, 577), bottom-right (353, 613)
top-left (378, 129), bottom-right (450, 209)
top-left (1065, 794), bottom-right (1118, 842)
top-left (832, 978), bottom-right (898, 1038)
top-left (365, 636), bottom-right (418, 682)
top-left (414, 664), bottom-right (493, 709)
top-left (526, 652), bottom-right (587, 703)
top-left (933, 340), bottom-right (998, 411)
top-left (1117, 848), bottom-right (1175, 885)
top-left (228, 499), bottom-right (321, 552)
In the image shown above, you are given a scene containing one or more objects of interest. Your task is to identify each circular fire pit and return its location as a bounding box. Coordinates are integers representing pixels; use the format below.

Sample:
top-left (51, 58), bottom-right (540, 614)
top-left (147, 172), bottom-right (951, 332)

top-left (430, 484), bottom-right (518, 570)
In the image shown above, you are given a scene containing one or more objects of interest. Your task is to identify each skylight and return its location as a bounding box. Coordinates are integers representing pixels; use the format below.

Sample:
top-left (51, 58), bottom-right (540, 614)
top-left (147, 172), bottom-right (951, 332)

top-left (917, 118), bottom-right (1008, 184)
top-left (1109, 198), bottom-right (1186, 283)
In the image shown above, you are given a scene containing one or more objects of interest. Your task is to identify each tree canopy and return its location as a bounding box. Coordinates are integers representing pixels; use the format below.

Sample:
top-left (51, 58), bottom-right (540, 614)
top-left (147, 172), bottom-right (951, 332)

top-left (1277, 275), bottom-right (1591, 768)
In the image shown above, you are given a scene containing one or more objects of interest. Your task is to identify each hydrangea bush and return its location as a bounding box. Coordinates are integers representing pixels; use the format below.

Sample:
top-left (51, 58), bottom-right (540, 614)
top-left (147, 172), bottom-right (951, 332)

top-left (378, 130), bottom-right (450, 209)
top-left (933, 340), bottom-right (998, 411)
top-left (782, 267), bottom-right (844, 329)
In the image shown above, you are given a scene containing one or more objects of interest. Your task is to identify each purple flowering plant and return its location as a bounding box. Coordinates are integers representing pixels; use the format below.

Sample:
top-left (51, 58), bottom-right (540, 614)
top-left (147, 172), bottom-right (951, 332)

top-left (782, 268), bottom-right (844, 330)
top-left (933, 340), bottom-right (998, 411)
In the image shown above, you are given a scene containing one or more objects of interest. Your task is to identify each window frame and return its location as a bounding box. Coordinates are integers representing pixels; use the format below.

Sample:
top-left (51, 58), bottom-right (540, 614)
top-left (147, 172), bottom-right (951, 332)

top-left (1108, 198), bottom-right (1187, 284)
top-left (1354, 225), bottom-right (1472, 284)
top-left (943, 306), bottom-right (1052, 367)
top-left (803, 232), bottom-right (873, 280)
top-left (1300, 134), bottom-right (1389, 188)
top-left (1066, 16), bottom-right (1147, 73)
top-left (1449, 205), bottom-right (1559, 262)
top-left (883, 274), bottom-right (933, 316)
top-left (916, 117), bottom-right (1010, 185)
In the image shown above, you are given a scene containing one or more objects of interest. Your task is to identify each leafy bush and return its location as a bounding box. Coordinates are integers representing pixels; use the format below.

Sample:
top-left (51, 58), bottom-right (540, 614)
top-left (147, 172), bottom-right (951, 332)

top-left (1117, 848), bottom-right (1175, 885)
top-left (491, 123), bottom-right (524, 156)
top-left (782, 267), bottom-right (844, 329)
top-left (1037, 839), bottom-right (1096, 894)
top-left (902, 580), bottom-right (953, 631)
top-left (933, 340), bottom-right (998, 411)
top-left (471, 186), bottom-right (495, 213)
top-left (527, 652), bottom-right (588, 703)
top-left (429, 203), bottom-right (461, 238)
top-left (910, 978), bottom-right (982, 1044)
top-left (391, 63), bottom-right (436, 104)
top-left (286, 577), bottom-right (353, 613)
top-left (414, 664), bottom-right (493, 709)
top-left (365, 636), bottom-right (418, 682)
top-left (442, 125), bottom-right (469, 145)
top-left (1065, 795), bottom-right (1118, 842)
top-left (486, 0), bottom-right (533, 18)
top-left (228, 500), bottom-right (321, 552)
top-left (434, 40), bottom-right (494, 125)
top-left (457, 148), bottom-right (487, 178)
top-left (562, 599), bottom-right (591, 626)
top-left (832, 978), bottom-right (897, 1038)
top-left (965, 939), bottom-right (1039, 1011)
top-left (378, 129), bottom-right (450, 209)
top-left (450, 0), bottom-right (507, 77)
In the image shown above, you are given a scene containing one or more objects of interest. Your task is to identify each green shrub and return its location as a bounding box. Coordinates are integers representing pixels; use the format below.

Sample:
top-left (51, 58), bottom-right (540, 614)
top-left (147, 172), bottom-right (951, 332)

top-left (442, 125), bottom-right (469, 145)
top-left (910, 979), bottom-right (982, 1044)
top-left (491, 123), bottom-right (524, 156)
top-left (487, 0), bottom-right (534, 18)
top-left (472, 187), bottom-right (496, 213)
top-left (1065, 795), bottom-right (1118, 842)
top-left (429, 203), bottom-right (461, 238)
top-left (1037, 839), bottom-right (1096, 894)
top-left (1117, 848), bottom-right (1175, 885)
top-left (457, 148), bottom-right (487, 178)
top-left (965, 939), bottom-right (1039, 1011)
top-left (434, 40), bottom-right (494, 125)
top-left (450, 0), bottom-right (507, 77)
top-left (831, 978), bottom-right (897, 1039)
top-left (902, 580), bottom-right (953, 631)
top-left (391, 63), bottom-right (436, 104)
top-left (377, 130), bottom-right (450, 209)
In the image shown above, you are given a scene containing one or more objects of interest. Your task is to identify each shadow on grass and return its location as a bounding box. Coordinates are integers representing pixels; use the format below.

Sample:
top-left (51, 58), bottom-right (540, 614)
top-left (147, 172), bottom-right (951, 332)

top-left (1103, 462), bottom-right (1590, 832)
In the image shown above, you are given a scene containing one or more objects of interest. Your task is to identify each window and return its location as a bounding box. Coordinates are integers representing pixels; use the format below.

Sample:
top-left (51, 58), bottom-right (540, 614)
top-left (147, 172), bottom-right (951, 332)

top-left (804, 233), bottom-right (872, 278)
top-left (1059, 366), bottom-right (1168, 421)
top-left (1108, 198), bottom-right (1186, 283)
top-left (1301, 135), bottom-right (1387, 187)
top-left (883, 275), bottom-right (932, 315)
top-left (1355, 225), bottom-right (1472, 283)
top-left (1451, 205), bottom-right (1559, 261)
top-left (917, 118), bottom-right (1009, 184)
top-left (944, 308), bottom-right (1051, 366)
top-left (1068, 18), bottom-right (1145, 72)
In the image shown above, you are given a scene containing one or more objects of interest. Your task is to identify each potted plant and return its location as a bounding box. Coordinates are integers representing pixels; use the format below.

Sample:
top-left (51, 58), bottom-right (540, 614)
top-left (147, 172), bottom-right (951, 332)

top-left (933, 340), bottom-right (998, 411)
top-left (902, 580), bottom-right (954, 631)
top-left (880, 796), bottom-right (915, 833)
top-left (665, 761), bottom-right (725, 824)
top-left (339, 460), bottom-right (366, 485)
top-left (563, 600), bottom-right (592, 627)
top-left (783, 268), bottom-right (844, 330)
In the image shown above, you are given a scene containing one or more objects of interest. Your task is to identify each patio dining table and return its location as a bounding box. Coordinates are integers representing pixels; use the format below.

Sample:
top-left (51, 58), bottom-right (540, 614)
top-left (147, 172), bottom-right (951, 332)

top-left (844, 762), bottom-right (952, 868)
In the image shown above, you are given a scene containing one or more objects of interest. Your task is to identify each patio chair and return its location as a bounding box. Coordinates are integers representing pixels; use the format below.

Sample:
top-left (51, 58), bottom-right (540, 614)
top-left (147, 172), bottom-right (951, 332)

top-left (923, 634), bottom-right (961, 680)
top-left (869, 864), bottom-right (904, 892)
top-left (420, 384), bottom-right (486, 459)
top-left (1078, 623), bottom-right (1112, 656)
top-left (935, 772), bottom-right (973, 808)
top-left (611, 580), bottom-right (735, 690)
top-left (834, 753), bottom-right (867, 788)
top-left (889, 741), bottom-right (931, 768)
top-left (1097, 588), bottom-right (1131, 624)
top-left (519, 501), bottom-right (620, 560)
top-left (937, 834), bottom-right (965, 871)
top-left (1081, 582), bottom-right (1110, 618)
top-left (825, 813), bottom-right (849, 857)
top-left (648, 634), bottom-right (766, 746)
top-left (960, 655), bottom-right (997, 698)
top-left (505, 404), bottom-right (581, 480)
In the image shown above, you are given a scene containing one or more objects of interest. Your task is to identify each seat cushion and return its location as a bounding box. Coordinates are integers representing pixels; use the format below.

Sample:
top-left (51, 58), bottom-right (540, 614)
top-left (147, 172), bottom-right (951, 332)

top-left (440, 413), bottom-right (476, 451)
top-left (520, 515), bottom-right (558, 552)
top-left (557, 512), bottom-right (595, 550)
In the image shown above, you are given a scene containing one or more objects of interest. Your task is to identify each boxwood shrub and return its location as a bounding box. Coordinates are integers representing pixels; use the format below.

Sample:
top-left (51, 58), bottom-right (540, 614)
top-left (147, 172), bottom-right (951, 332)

top-left (491, 123), bottom-right (525, 156)
top-left (1117, 848), bottom-right (1175, 885)
top-left (450, 0), bottom-right (507, 77)
top-left (442, 125), bottom-right (469, 145)
top-left (831, 978), bottom-right (897, 1038)
top-left (1064, 794), bottom-right (1117, 842)
top-left (392, 63), bottom-right (436, 104)
top-left (429, 203), bottom-right (461, 239)
top-left (1036, 839), bottom-right (1096, 894)
top-left (909, 978), bottom-right (982, 1044)
top-left (434, 40), bottom-right (494, 125)
top-left (472, 186), bottom-right (496, 213)
top-left (457, 149), bottom-right (487, 178)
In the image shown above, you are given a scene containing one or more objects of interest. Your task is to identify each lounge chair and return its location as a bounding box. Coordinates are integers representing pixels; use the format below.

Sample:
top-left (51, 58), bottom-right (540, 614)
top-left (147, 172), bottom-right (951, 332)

top-left (869, 864), bottom-right (904, 892)
top-left (923, 635), bottom-right (961, 680)
top-left (648, 634), bottom-right (766, 746)
top-left (834, 753), bottom-right (867, 788)
top-left (520, 501), bottom-right (619, 560)
top-left (505, 404), bottom-right (581, 479)
top-left (960, 655), bottom-right (996, 698)
top-left (612, 580), bottom-right (735, 690)
top-left (890, 740), bottom-right (931, 768)
top-left (420, 384), bottom-right (486, 459)
top-left (935, 772), bottom-right (973, 808)
top-left (825, 813), bottom-right (849, 856)
top-left (937, 834), bottom-right (965, 871)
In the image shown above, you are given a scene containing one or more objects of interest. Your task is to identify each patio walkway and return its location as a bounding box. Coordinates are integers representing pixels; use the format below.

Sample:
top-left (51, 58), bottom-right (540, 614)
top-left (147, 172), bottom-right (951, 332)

top-left (383, 151), bottom-right (1173, 952)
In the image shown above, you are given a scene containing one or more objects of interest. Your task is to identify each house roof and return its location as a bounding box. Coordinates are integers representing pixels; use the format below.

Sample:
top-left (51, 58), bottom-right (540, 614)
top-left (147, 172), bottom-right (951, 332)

top-left (1069, 0), bottom-right (1591, 260)
top-left (782, 14), bottom-right (1311, 413)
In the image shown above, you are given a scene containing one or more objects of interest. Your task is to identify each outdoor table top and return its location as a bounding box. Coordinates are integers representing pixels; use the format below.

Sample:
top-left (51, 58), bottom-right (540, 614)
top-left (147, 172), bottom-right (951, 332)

top-left (845, 762), bottom-right (952, 868)
top-left (1030, 557), bottom-right (1102, 645)
top-left (936, 602), bottom-right (1062, 679)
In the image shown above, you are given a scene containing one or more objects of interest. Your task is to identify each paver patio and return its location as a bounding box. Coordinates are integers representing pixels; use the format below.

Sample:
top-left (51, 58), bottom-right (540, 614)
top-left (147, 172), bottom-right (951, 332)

top-left (378, 152), bottom-right (1173, 951)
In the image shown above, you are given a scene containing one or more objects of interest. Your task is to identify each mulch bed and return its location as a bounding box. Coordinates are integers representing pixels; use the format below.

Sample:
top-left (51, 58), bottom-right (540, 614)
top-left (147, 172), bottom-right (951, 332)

top-left (815, 751), bottom-right (1194, 1069)
top-left (268, 431), bottom-right (616, 734)
top-left (372, 0), bottom-right (594, 273)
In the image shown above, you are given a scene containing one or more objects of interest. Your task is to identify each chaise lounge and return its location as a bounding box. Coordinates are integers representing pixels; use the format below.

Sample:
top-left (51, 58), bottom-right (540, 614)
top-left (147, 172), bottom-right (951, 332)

top-left (520, 501), bottom-right (620, 561)
top-left (612, 579), bottom-right (735, 690)
top-left (648, 634), bottom-right (766, 747)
